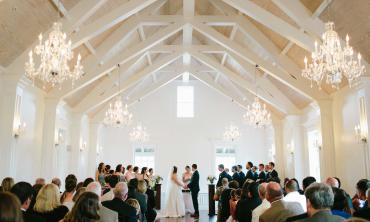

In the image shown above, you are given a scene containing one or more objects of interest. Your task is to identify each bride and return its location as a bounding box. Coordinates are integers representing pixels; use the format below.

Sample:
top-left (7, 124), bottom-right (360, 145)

top-left (163, 166), bottom-right (186, 218)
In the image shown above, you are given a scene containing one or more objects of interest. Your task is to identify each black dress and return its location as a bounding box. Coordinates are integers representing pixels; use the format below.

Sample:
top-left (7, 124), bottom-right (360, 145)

top-left (33, 205), bottom-right (69, 222)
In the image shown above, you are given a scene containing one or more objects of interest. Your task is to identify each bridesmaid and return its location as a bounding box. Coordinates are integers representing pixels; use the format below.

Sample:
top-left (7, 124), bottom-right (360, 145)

top-left (95, 162), bottom-right (106, 186)
top-left (182, 165), bottom-right (195, 214)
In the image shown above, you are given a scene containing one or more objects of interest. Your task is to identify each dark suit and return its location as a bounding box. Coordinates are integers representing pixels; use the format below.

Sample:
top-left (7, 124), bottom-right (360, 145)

top-left (217, 171), bottom-right (232, 187)
top-left (245, 170), bottom-right (254, 181)
top-left (270, 169), bottom-right (279, 178)
top-left (232, 172), bottom-right (240, 182)
top-left (235, 197), bottom-right (261, 222)
top-left (258, 171), bottom-right (266, 181)
top-left (238, 171), bottom-right (246, 187)
top-left (188, 170), bottom-right (200, 214)
top-left (22, 210), bottom-right (46, 222)
top-left (286, 213), bottom-right (308, 222)
top-left (220, 188), bottom-right (233, 222)
top-left (102, 198), bottom-right (137, 222)
top-left (145, 189), bottom-right (157, 222)
top-left (296, 210), bottom-right (344, 222)
top-left (353, 207), bottom-right (370, 220)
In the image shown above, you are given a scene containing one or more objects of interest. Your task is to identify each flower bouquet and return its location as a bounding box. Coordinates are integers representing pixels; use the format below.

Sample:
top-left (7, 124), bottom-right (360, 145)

top-left (154, 175), bottom-right (163, 184)
top-left (207, 175), bottom-right (217, 184)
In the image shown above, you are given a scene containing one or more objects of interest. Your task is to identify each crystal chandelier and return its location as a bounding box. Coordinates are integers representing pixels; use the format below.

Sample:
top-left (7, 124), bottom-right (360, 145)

top-left (25, 22), bottom-right (83, 88)
top-left (129, 123), bottom-right (149, 142)
top-left (223, 124), bottom-right (241, 142)
top-left (243, 97), bottom-right (271, 128)
top-left (103, 97), bottom-right (133, 127)
top-left (302, 22), bottom-right (365, 89)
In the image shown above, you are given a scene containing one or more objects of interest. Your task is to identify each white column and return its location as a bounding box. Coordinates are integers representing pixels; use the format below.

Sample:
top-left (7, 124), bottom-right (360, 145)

top-left (0, 73), bottom-right (19, 179)
top-left (272, 117), bottom-right (285, 180)
top-left (40, 97), bottom-right (59, 180)
top-left (69, 112), bottom-right (83, 178)
top-left (88, 121), bottom-right (100, 178)
top-left (318, 99), bottom-right (336, 180)
top-left (284, 115), bottom-right (305, 182)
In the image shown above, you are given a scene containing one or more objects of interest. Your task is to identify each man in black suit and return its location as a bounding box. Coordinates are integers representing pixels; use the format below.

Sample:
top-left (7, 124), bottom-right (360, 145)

top-left (269, 162), bottom-right (279, 179)
top-left (231, 165), bottom-right (240, 182)
top-left (216, 164), bottom-right (232, 187)
top-left (188, 164), bottom-right (200, 219)
top-left (10, 182), bottom-right (45, 222)
top-left (258, 163), bottom-right (267, 181)
top-left (245, 161), bottom-right (254, 180)
top-left (102, 182), bottom-right (137, 222)
top-left (237, 165), bottom-right (245, 187)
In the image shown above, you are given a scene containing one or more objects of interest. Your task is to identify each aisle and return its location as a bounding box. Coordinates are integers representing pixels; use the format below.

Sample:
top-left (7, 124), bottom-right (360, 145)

top-left (159, 211), bottom-right (216, 222)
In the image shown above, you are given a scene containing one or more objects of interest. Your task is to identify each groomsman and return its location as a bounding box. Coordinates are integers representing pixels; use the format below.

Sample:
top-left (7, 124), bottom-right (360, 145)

top-left (251, 166), bottom-right (258, 181)
top-left (245, 162), bottom-right (254, 180)
top-left (216, 164), bottom-right (232, 187)
top-left (231, 166), bottom-right (240, 182)
top-left (258, 163), bottom-right (266, 181)
top-left (269, 162), bottom-right (279, 178)
top-left (237, 165), bottom-right (245, 186)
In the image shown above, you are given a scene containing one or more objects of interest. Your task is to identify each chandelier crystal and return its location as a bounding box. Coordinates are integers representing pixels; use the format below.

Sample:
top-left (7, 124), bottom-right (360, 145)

top-left (302, 22), bottom-right (365, 89)
top-left (129, 123), bottom-right (149, 143)
top-left (25, 22), bottom-right (83, 88)
top-left (103, 96), bottom-right (133, 127)
top-left (243, 97), bottom-right (271, 128)
top-left (223, 124), bottom-right (241, 142)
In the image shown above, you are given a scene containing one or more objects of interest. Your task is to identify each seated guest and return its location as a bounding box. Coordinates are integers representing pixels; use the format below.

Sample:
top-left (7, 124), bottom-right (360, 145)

top-left (237, 165), bottom-right (246, 186)
top-left (33, 184), bottom-right (69, 222)
top-left (231, 166), bottom-right (240, 182)
top-left (215, 178), bottom-right (229, 222)
top-left (221, 180), bottom-right (239, 222)
top-left (302, 177), bottom-right (316, 192)
top-left (217, 164), bottom-right (232, 187)
top-left (86, 182), bottom-right (119, 222)
top-left (1, 177), bottom-right (15, 192)
top-left (126, 198), bottom-right (141, 222)
top-left (102, 182), bottom-right (137, 222)
top-left (284, 179), bottom-right (307, 212)
top-left (331, 187), bottom-right (352, 219)
top-left (144, 180), bottom-right (157, 222)
top-left (245, 162), bottom-right (254, 181)
top-left (102, 175), bottom-right (120, 202)
top-left (268, 162), bottom-right (278, 179)
top-left (353, 179), bottom-right (369, 211)
top-left (235, 181), bottom-right (262, 222)
top-left (327, 177), bottom-right (340, 188)
top-left (72, 187), bottom-right (86, 202)
top-left (251, 183), bottom-right (270, 222)
top-left (83, 178), bottom-right (94, 187)
top-left (134, 180), bottom-right (148, 222)
top-left (228, 189), bottom-right (241, 221)
top-left (258, 164), bottom-right (266, 182)
top-left (297, 183), bottom-right (344, 222)
top-left (96, 162), bottom-right (106, 186)
top-left (259, 182), bottom-right (304, 222)
top-left (35, 178), bottom-right (46, 186)
top-left (51, 178), bottom-right (61, 191)
top-left (353, 188), bottom-right (370, 220)
top-left (63, 192), bottom-right (100, 222)
top-left (10, 182), bottom-right (45, 222)
top-left (0, 192), bottom-right (23, 222)
top-left (61, 174), bottom-right (78, 210)
top-left (291, 178), bottom-right (304, 195)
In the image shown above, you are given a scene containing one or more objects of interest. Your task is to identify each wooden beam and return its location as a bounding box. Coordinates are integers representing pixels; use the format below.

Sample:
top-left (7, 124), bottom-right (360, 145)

top-left (73, 52), bottom-right (183, 113)
top-left (222, 0), bottom-right (314, 51)
top-left (191, 21), bottom-right (327, 100)
top-left (71, 0), bottom-right (159, 48)
top-left (50, 22), bottom-right (185, 99)
top-left (51, 0), bottom-right (71, 20)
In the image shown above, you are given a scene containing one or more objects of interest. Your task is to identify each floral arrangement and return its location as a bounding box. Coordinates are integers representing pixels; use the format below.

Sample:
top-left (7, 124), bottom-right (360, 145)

top-left (207, 175), bottom-right (217, 184)
top-left (154, 175), bottom-right (163, 184)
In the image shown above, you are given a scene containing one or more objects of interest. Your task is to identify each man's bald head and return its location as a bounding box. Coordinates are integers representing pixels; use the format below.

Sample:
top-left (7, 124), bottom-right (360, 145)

top-left (266, 182), bottom-right (283, 203)
top-left (114, 182), bottom-right (128, 201)
top-left (326, 177), bottom-right (339, 188)
top-left (258, 183), bottom-right (268, 199)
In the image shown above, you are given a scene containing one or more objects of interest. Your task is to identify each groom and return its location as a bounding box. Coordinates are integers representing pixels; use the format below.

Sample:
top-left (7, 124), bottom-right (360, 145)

top-left (187, 163), bottom-right (200, 219)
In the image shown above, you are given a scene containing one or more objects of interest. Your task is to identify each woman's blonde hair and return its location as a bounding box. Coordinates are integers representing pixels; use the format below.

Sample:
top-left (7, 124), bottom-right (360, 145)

top-left (137, 180), bottom-right (147, 194)
top-left (34, 184), bottom-right (60, 213)
top-left (126, 198), bottom-right (140, 215)
top-left (1, 177), bottom-right (15, 192)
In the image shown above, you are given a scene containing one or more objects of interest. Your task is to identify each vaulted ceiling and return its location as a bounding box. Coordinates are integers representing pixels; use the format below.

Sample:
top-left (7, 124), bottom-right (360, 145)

top-left (1, 0), bottom-right (369, 121)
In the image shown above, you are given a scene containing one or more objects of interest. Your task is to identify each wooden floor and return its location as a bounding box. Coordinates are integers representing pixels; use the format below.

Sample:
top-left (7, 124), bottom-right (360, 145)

top-left (158, 211), bottom-right (216, 222)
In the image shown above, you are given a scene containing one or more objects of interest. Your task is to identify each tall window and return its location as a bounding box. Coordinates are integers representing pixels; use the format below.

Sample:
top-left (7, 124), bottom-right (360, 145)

top-left (215, 147), bottom-right (236, 176)
top-left (134, 146), bottom-right (155, 169)
top-left (307, 130), bottom-right (321, 181)
top-left (177, 86), bottom-right (194, 118)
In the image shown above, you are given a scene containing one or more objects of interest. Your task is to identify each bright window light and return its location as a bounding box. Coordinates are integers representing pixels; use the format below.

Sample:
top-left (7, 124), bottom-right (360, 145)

top-left (177, 86), bottom-right (194, 118)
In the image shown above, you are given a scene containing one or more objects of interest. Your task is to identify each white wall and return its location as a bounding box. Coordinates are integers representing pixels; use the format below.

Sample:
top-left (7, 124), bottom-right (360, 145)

top-left (99, 80), bottom-right (273, 192)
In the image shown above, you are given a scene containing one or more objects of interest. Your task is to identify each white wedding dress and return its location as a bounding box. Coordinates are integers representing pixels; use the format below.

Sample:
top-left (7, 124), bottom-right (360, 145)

top-left (162, 173), bottom-right (186, 217)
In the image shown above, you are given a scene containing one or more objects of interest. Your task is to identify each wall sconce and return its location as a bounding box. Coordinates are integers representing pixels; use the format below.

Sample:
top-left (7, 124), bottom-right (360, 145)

top-left (55, 130), bottom-right (64, 146)
top-left (80, 140), bottom-right (87, 151)
top-left (13, 121), bottom-right (26, 138)
top-left (314, 138), bottom-right (322, 150)
top-left (355, 123), bottom-right (367, 143)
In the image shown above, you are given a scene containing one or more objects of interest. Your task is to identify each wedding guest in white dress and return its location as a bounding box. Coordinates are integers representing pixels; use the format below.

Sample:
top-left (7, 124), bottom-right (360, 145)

top-left (163, 166), bottom-right (186, 218)
top-left (182, 166), bottom-right (195, 214)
